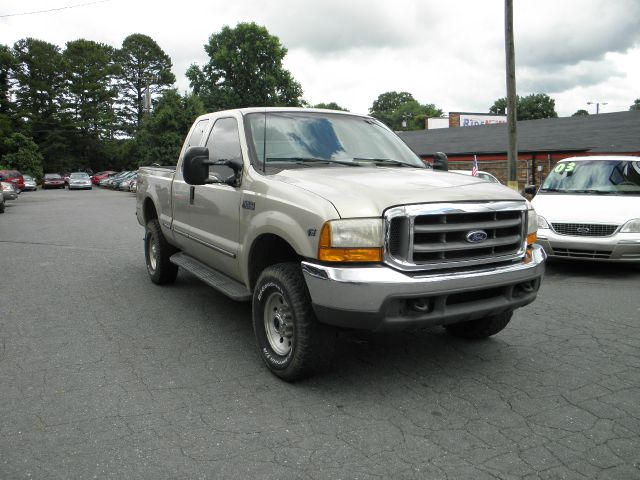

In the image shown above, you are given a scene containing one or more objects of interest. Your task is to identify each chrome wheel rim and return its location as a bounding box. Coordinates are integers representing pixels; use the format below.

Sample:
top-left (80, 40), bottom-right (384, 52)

top-left (148, 236), bottom-right (158, 272)
top-left (263, 291), bottom-right (293, 356)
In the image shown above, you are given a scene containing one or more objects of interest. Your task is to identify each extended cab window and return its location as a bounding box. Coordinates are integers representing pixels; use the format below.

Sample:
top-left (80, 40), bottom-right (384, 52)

top-left (187, 119), bottom-right (210, 148)
top-left (205, 118), bottom-right (243, 182)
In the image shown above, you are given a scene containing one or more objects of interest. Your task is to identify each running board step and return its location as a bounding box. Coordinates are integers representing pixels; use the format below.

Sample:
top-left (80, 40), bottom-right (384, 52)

top-left (170, 252), bottom-right (251, 301)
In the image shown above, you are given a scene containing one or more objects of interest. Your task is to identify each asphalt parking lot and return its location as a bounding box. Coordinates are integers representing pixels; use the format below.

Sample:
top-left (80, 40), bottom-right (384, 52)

top-left (1, 188), bottom-right (639, 479)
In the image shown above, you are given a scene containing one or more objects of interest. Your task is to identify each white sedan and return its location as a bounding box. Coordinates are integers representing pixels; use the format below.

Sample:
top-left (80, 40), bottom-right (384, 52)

top-left (67, 172), bottom-right (93, 190)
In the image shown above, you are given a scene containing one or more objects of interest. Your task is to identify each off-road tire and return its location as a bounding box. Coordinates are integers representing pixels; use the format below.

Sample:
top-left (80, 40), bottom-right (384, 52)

top-left (144, 219), bottom-right (179, 285)
top-left (445, 311), bottom-right (513, 339)
top-left (253, 262), bottom-right (336, 381)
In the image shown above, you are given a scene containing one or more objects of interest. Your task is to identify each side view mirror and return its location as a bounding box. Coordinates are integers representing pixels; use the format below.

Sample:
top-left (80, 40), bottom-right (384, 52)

top-left (183, 147), bottom-right (211, 185)
top-left (183, 146), bottom-right (243, 187)
top-left (524, 185), bottom-right (537, 195)
top-left (432, 152), bottom-right (449, 171)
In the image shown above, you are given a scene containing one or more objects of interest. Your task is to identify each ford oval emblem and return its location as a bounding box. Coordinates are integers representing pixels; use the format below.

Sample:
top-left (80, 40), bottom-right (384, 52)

top-left (466, 230), bottom-right (488, 243)
top-left (576, 227), bottom-right (590, 234)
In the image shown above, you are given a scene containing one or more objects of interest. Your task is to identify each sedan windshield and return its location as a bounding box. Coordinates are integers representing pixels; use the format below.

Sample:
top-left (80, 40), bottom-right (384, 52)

top-left (540, 159), bottom-right (640, 195)
top-left (45, 174), bottom-right (62, 179)
top-left (244, 111), bottom-right (427, 172)
top-left (70, 173), bottom-right (89, 179)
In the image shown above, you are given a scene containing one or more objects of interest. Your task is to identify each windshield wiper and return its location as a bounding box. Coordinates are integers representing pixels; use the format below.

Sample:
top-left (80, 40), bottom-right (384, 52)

top-left (265, 157), bottom-right (360, 167)
top-left (569, 189), bottom-right (615, 194)
top-left (352, 157), bottom-right (415, 167)
top-left (538, 188), bottom-right (565, 193)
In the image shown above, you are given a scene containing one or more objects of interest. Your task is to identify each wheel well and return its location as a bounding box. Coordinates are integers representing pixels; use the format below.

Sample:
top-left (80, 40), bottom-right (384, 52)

top-left (143, 197), bottom-right (158, 224)
top-left (248, 234), bottom-right (301, 290)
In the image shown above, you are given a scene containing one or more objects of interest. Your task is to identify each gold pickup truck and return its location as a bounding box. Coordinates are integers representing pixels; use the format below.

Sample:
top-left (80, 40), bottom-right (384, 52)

top-left (136, 108), bottom-right (545, 381)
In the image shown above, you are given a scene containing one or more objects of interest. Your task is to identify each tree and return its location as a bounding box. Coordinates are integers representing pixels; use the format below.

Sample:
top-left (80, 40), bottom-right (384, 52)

top-left (313, 102), bottom-right (348, 111)
top-left (1, 132), bottom-right (44, 179)
top-left (489, 93), bottom-right (558, 120)
top-left (630, 98), bottom-right (640, 111)
top-left (187, 22), bottom-right (303, 111)
top-left (369, 91), bottom-right (442, 130)
top-left (115, 34), bottom-right (175, 134)
top-left (136, 89), bottom-right (205, 166)
top-left (63, 39), bottom-right (119, 138)
top-left (572, 109), bottom-right (589, 116)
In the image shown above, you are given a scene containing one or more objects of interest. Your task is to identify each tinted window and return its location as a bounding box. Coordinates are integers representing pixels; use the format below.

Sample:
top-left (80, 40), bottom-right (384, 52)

top-left (187, 119), bottom-right (210, 148)
top-left (205, 118), bottom-right (243, 182)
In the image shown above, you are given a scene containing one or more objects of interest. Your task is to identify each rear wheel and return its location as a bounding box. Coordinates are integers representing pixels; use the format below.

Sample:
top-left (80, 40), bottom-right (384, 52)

top-left (0, 200), bottom-right (5, 213)
top-left (253, 262), bottom-right (336, 381)
top-left (445, 311), bottom-right (513, 339)
top-left (144, 219), bottom-right (178, 285)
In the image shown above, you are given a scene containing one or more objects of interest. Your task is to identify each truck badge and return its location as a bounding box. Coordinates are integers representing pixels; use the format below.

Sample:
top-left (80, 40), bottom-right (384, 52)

top-left (466, 230), bottom-right (488, 243)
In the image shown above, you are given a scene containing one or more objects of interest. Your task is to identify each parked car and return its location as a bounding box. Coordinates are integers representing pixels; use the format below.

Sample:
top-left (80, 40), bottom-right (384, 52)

top-left (129, 178), bottom-right (138, 193)
top-left (67, 172), bottom-right (93, 190)
top-left (60, 172), bottom-right (70, 186)
top-left (0, 169), bottom-right (25, 192)
top-left (107, 171), bottom-right (131, 189)
top-left (22, 175), bottom-right (38, 191)
top-left (100, 171), bottom-right (127, 188)
top-left (117, 171), bottom-right (138, 191)
top-left (42, 173), bottom-right (66, 189)
top-left (531, 155), bottom-right (640, 262)
top-left (91, 170), bottom-right (117, 185)
top-left (450, 169), bottom-right (501, 184)
top-left (1, 180), bottom-right (19, 200)
top-left (0, 188), bottom-right (4, 213)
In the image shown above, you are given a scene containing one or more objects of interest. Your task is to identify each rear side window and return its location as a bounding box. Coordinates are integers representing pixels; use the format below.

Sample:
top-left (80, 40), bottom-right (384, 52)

top-left (187, 119), bottom-right (210, 148)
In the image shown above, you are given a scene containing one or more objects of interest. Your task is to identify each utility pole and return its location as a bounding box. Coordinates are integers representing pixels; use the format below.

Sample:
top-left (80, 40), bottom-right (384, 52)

top-left (504, 0), bottom-right (519, 191)
top-left (587, 101), bottom-right (607, 114)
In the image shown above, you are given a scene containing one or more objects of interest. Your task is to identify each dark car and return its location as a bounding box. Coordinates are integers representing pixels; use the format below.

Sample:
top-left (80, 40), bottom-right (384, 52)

top-left (42, 173), bottom-right (66, 189)
top-left (0, 169), bottom-right (25, 192)
top-left (1, 181), bottom-right (19, 200)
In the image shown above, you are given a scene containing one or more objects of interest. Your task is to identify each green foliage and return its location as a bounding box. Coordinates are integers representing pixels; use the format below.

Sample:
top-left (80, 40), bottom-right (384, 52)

top-left (63, 39), bottom-right (119, 138)
top-left (1, 132), bottom-right (44, 178)
top-left (188, 22), bottom-right (303, 110)
top-left (115, 34), bottom-right (176, 133)
top-left (489, 93), bottom-right (558, 120)
top-left (369, 91), bottom-right (442, 130)
top-left (630, 98), bottom-right (640, 111)
top-left (313, 102), bottom-right (348, 111)
top-left (572, 109), bottom-right (589, 116)
top-left (135, 89), bottom-right (205, 166)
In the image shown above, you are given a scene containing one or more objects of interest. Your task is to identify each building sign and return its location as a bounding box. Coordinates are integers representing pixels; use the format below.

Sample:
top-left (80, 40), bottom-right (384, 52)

top-left (460, 114), bottom-right (507, 127)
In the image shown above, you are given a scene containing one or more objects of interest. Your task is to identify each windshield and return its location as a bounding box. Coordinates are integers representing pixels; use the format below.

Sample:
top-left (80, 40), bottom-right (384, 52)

top-left (70, 173), bottom-right (89, 179)
top-left (540, 159), bottom-right (640, 195)
top-left (244, 111), bottom-right (426, 172)
top-left (45, 174), bottom-right (61, 179)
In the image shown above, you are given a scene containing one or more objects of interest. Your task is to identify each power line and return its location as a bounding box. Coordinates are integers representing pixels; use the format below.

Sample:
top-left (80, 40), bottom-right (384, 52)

top-left (0, 1), bottom-right (110, 18)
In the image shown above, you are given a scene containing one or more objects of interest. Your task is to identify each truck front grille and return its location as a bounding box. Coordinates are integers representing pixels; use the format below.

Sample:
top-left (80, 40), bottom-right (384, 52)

top-left (385, 202), bottom-right (528, 271)
top-left (551, 223), bottom-right (618, 237)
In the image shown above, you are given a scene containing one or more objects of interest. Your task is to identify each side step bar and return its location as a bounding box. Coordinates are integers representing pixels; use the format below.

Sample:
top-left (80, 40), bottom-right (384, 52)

top-left (170, 252), bottom-right (251, 301)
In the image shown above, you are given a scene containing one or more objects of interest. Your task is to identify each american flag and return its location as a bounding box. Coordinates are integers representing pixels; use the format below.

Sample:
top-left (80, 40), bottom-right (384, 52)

top-left (472, 155), bottom-right (478, 176)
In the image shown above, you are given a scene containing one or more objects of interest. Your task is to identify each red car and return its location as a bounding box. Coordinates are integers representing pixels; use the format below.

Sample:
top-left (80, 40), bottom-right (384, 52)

top-left (91, 170), bottom-right (117, 185)
top-left (0, 169), bottom-right (25, 192)
top-left (42, 173), bottom-right (66, 189)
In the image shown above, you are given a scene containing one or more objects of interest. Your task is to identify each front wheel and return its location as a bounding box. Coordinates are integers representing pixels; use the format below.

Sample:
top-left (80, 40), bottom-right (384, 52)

top-left (144, 219), bottom-right (178, 285)
top-left (253, 262), bottom-right (336, 381)
top-left (445, 311), bottom-right (513, 339)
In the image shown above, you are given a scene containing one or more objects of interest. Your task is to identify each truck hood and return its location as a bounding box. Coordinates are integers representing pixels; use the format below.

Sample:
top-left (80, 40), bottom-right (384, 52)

top-left (273, 167), bottom-right (524, 217)
top-left (532, 193), bottom-right (640, 225)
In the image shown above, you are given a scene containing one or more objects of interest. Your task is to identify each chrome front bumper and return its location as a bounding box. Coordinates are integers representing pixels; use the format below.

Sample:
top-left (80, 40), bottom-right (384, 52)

top-left (537, 229), bottom-right (640, 262)
top-left (302, 244), bottom-right (546, 331)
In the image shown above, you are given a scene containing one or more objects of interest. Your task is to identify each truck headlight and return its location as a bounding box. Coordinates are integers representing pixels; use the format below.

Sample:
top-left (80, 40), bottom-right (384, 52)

top-left (527, 207), bottom-right (538, 246)
top-left (318, 219), bottom-right (383, 262)
top-left (620, 218), bottom-right (640, 233)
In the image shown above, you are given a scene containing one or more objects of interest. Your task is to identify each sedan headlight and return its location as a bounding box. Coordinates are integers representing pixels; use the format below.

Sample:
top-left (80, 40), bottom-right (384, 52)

top-left (526, 207), bottom-right (538, 245)
top-left (318, 218), bottom-right (383, 262)
top-left (620, 218), bottom-right (640, 233)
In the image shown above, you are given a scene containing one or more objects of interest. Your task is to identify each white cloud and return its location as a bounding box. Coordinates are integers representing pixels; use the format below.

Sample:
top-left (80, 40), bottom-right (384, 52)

top-left (1, 0), bottom-right (639, 117)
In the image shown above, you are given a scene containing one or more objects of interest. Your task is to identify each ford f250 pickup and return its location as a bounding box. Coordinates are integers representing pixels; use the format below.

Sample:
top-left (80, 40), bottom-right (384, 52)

top-left (136, 108), bottom-right (545, 381)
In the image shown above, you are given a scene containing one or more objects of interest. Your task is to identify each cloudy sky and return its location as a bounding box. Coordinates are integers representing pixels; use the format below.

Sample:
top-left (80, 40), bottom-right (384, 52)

top-left (1, 0), bottom-right (639, 117)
